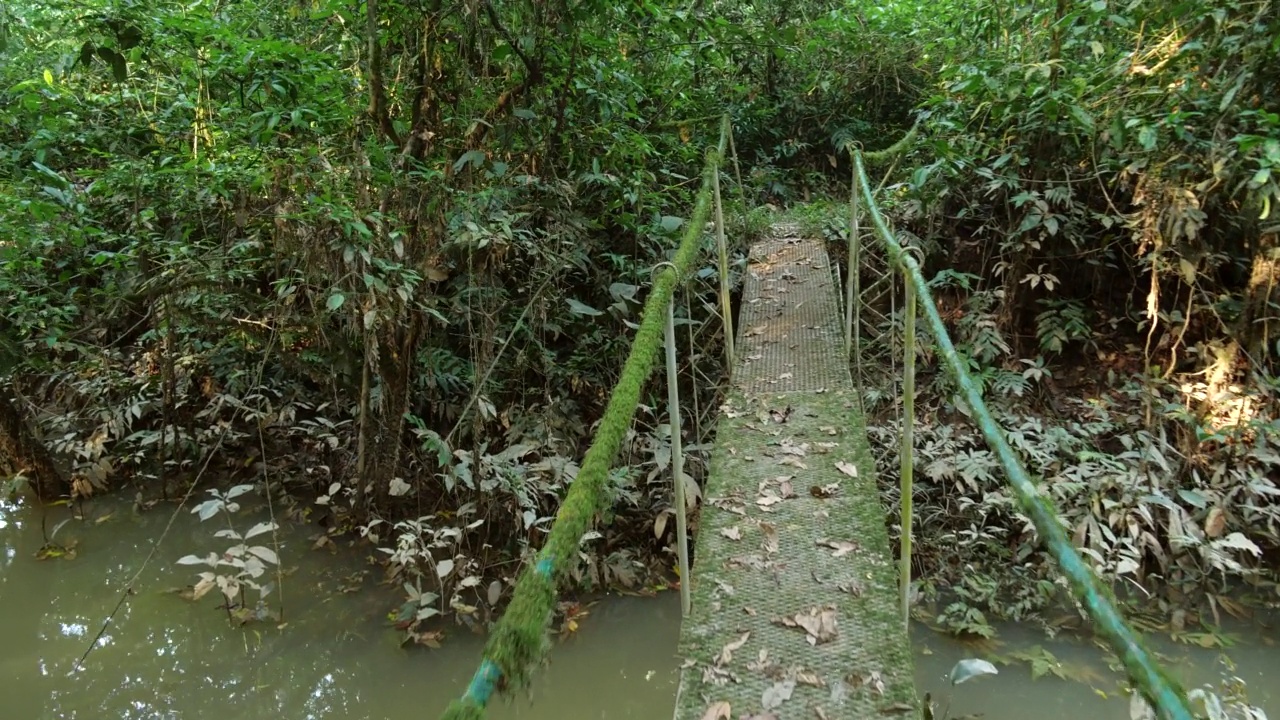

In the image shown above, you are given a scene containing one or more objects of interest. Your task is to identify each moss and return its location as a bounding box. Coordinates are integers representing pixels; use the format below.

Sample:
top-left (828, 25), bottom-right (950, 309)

top-left (851, 149), bottom-right (1193, 720)
top-left (439, 700), bottom-right (486, 720)
top-left (440, 152), bottom-right (723, 719)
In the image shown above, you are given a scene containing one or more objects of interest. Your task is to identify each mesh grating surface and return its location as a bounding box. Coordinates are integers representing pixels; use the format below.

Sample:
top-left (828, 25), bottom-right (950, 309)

top-left (673, 229), bottom-right (918, 720)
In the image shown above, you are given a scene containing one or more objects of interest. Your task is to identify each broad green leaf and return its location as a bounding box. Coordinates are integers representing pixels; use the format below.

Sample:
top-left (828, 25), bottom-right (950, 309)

top-left (659, 215), bottom-right (684, 232)
top-left (247, 546), bottom-right (280, 564)
top-left (244, 521), bottom-right (279, 539)
top-left (567, 298), bottom-right (603, 316)
top-left (176, 553), bottom-right (214, 566)
top-left (452, 149), bottom-right (486, 173)
top-left (327, 293), bottom-right (346, 311)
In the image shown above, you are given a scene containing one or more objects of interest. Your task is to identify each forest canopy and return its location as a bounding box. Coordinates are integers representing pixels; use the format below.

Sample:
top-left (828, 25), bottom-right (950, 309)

top-left (1, 0), bottom-right (1278, 643)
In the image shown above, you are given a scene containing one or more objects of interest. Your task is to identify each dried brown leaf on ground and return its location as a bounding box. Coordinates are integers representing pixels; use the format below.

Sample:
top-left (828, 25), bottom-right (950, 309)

top-left (779, 441), bottom-right (809, 457)
top-left (720, 526), bottom-right (743, 541)
top-left (761, 679), bottom-right (795, 710)
top-left (848, 670), bottom-right (885, 696)
top-left (756, 490), bottom-right (784, 509)
top-left (810, 482), bottom-right (840, 498)
top-left (778, 456), bottom-right (808, 470)
top-left (760, 522), bottom-right (779, 554)
top-left (817, 538), bottom-right (859, 557)
top-left (774, 605), bottom-right (839, 645)
top-left (835, 460), bottom-right (858, 477)
top-left (716, 631), bottom-right (751, 666)
top-left (794, 668), bottom-right (825, 687)
top-left (700, 701), bottom-right (731, 720)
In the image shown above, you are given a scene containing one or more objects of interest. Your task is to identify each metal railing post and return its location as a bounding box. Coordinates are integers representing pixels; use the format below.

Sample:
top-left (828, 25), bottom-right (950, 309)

top-left (713, 154), bottom-right (735, 372)
top-left (899, 264), bottom-right (916, 630)
top-left (664, 289), bottom-right (693, 617)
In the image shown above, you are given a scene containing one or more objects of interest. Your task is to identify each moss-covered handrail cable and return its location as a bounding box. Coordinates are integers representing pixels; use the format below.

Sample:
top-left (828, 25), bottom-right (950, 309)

top-left (439, 140), bottom-right (725, 720)
top-left (849, 150), bottom-right (1193, 720)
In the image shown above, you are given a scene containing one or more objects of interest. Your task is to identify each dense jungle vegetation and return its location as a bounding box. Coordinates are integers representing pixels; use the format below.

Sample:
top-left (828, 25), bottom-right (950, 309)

top-left (0, 0), bottom-right (1277, 646)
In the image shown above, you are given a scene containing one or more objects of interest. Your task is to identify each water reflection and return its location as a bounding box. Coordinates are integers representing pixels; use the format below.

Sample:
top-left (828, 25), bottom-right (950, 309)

top-left (0, 497), bottom-right (1275, 719)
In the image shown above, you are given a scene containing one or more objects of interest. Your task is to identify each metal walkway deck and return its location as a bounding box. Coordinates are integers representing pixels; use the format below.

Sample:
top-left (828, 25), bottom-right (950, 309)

top-left (673, 230), bottom-right (917, 719)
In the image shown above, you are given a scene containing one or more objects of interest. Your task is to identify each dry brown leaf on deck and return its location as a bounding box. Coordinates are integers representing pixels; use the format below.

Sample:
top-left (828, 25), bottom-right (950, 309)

top-left (778, 372), bottom-right (793, 380)
top-left (761, 679), bottom-right (795, 710)
top-left (849, 670), bottom-right (885, 696)
top-left (779, 479), bottom-right (796, 498)
top-left (700, 701), bottom-right (731, 720)
top-left (746, 325), bottom-right (768, 337)
top-left (795, 669), bottom-right (825, 687)
top-left (756, 491), bottom-right (784, 509)
top-left (760, 522), bottom-right (779, 554)
top-left (779, 441), bottom-right (809, 457)
top-left (834, 461), bottom-right (858, 478)
top-left (817, 539), bottom-right (859, 557)
top-left (810, 482), bottom-right (840, 498)
top-left (720, 526), bottom-right (743, 541)
top-left (778, 456), bottom-right (807, 470)
top-left (838, 580), bottom-right (864, 597)
top-left (774, 605), bottom-right (838, 645)
top-left (716, 632), bottom-right (751, 666)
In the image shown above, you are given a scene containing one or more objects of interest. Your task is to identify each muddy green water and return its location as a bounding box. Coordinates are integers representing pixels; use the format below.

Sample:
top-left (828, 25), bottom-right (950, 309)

top-left (1, 496), bottom-right (1275, 719)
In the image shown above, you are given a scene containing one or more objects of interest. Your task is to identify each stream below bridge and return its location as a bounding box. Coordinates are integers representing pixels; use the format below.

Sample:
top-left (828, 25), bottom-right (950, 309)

top-left (1, 495), bottom-right (1275, 719)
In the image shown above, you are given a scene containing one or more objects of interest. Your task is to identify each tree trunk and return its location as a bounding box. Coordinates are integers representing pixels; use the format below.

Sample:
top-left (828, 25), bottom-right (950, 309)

top-left (358, 313), bottom-right (423, 511)
top-left (1235, 237), bottom-right (1280, 368)
top-left (0, 392), bottom-right (67, 500)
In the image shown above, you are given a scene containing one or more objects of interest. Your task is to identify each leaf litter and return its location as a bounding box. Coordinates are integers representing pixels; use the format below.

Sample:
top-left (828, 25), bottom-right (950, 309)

top-left (816, 538), bottom-right (859, 557)
top-left (774, 605), bottom-right (839, 645)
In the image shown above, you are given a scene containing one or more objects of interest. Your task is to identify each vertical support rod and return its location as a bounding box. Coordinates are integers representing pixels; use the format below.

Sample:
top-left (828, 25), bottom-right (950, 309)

top-left (713, 157), bottom-right (735, 372)
top-left (847, 158), bottom-right (865, 414)
top-left (665, 295), bottom-right (692, 617)
top-left (899, 268), bottom-right (917, 631)
top-left (726, 117), bottom-right (748, 231)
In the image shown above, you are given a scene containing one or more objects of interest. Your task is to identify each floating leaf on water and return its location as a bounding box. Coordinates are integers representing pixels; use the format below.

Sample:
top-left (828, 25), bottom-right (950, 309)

top-left (948, 658), bottom-right (999, 686)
